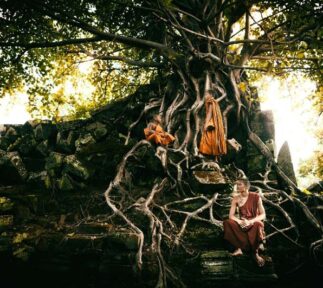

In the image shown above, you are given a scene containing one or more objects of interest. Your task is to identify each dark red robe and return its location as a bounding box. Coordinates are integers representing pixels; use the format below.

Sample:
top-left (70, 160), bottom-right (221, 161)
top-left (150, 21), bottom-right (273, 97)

top-left (223, 192), bottom-right (265, 252)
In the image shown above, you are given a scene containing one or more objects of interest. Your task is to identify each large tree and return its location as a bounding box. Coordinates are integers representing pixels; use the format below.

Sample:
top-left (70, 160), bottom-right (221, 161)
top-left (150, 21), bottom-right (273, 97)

top-left (0, 0), bottom-right (322, 286)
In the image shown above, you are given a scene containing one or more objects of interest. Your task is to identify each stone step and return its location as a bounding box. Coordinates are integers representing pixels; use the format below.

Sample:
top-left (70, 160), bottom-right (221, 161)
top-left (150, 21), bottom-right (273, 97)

top-left (64, 229), bottom-right (139, 251)
top-left (0, 185), bottom-right (27, 195)
top-left (200, 250), bottom-right (278, 283)
top-left (201, 250), bottom-right (233, 280)
top-left (233, 254), bottom-right (278, 282)
top-left (75, 222), bottom-right (113, 234)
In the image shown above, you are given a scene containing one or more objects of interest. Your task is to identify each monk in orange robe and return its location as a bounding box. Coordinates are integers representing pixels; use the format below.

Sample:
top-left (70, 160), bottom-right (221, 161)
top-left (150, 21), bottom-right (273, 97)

top-left (199, 90), bottom-right (227, 158)
top-left (144, 114), bottom-right (175, 146)
top-left (223, 178), bottom-right (266, 267)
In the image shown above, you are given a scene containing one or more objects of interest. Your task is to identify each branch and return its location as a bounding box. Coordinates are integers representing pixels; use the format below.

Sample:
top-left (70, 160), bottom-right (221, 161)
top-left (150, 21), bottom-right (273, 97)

top-left (224, 62), bottom-right (267, 72)
top-left (26, 0), bottom-right (176, 54)
top-left (251, 56), bottom-right (322, 62)
top-left (164, 193), bottom-right (222, 244)
top-left (230, 8), bottom-right (288, 38)
top-left (153, 10), bottom-right (225, 45)
top-left (157, 7), bottom-right (196, 52)
top-left (172, 7), bottom-right (202, 23)
top-left (86, 54), bottom-right (165, 68)
top-left (0, 36), bottom-right (102, 49)
top-left (265, 222), bottom-right (304, 248)
top-left (125, 99), bottom-right (162, 145)
top-left (103, 140), bottom-right (153, 268)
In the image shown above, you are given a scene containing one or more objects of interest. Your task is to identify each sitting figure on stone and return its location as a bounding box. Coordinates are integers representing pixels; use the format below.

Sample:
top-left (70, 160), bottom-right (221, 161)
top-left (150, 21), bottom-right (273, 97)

top-left (144, 114), bottom-right (175, 146)
top-left (199, 89), bottom-right (227, 161)
top-left (223, 177), bottom-right (266, 267)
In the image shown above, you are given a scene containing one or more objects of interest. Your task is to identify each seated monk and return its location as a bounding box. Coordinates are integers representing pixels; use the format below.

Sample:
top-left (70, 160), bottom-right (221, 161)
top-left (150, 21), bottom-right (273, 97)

top-left (223, 178), bottom-right (266, 267)
top-left (144, 114), bottom-right (175, 146)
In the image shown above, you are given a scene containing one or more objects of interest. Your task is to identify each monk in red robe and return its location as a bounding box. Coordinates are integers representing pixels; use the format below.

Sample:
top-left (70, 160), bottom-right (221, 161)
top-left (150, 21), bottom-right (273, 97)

top-left (199, 90), bottom-right (227, 159)
top-left (144, 114), bottom-right (175, 146)
top-left (223, 178), bottom-right (266, 267)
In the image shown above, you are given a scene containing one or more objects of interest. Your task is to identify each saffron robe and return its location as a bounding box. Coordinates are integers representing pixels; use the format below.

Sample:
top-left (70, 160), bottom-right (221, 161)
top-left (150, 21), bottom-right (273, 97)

top-left (144, 123), bottom-right (175, 146)
top-left (223, 192), bottom-right (265, 252)
top-left (199, 94), bottom-right (227, 156)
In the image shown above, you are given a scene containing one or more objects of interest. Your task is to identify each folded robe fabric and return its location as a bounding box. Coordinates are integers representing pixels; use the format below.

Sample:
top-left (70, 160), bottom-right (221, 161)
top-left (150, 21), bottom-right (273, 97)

top-left (199, 94), bottom-right (227, 156)
top-left (144, 124), bottom-right (175, 146)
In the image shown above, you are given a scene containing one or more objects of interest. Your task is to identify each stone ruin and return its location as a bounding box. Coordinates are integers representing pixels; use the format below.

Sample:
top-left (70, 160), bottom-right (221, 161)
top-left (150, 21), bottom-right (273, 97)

top-left (0, 89), bottom-right (319, 288)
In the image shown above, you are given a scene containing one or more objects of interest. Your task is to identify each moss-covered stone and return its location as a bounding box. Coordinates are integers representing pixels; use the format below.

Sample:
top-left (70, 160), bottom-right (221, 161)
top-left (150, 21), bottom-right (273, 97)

top-left (57, 174), bottom-right (74, 191)
top-left (0, 136), bottom-right (11, 150)
top-left (34, 123), bottom-right (56, 141)
top-left (27, 171), bottom-right (50, 188)
top-left (45, 152), bottom-right (65, 171)
top-left (0, 215), bottom-right (14, 228)
top-left (8, 152), bottom-right (28, 180)
top-left (0, 197), bottom-right (14, 212)
top-left (108, 231), bottom-right (139, 251)
top-left (93, 126), bottom-right (108, 140)
top-left (36, 140), bottom-right (49, 156)
top-left (18, 135), bottom-right (37, 155)
top-left (5, 126), bottom-right (19, 142)
top-left (193, 170), bottom-right (227, 185)
top-left (75, 133), bottom-right (96, 154)
top-left (63, 155), bottom-right (92, 180)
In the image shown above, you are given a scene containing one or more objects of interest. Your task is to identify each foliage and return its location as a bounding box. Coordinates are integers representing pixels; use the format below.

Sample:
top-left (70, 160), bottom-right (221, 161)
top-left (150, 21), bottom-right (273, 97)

top-left (299, 121), bottom-right (323, 179)
top-left (0, 0), bottom-right (164, 120)
top-left (0, 0), bottom-right (321, 120)
top-left (299, 149), bottom-right (323, 180)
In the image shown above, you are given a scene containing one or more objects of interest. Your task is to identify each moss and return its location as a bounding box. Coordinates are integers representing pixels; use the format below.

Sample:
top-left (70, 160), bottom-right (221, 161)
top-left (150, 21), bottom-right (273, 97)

top-left (0, 197), bottom-right (14, 212)
top-left (0, 215), bottom-right (13, 227)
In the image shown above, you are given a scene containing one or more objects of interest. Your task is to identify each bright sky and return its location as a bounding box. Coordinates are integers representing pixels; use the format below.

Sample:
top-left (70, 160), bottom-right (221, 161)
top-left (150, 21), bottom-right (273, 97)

top-left (0, 61), bottom-right (96, 123)
top-left (255, 74), bottom-right (318, 165)
top-left (0, 92), bottom-right (30, 124)
top-left (253, 74), bottom-right (320, 188)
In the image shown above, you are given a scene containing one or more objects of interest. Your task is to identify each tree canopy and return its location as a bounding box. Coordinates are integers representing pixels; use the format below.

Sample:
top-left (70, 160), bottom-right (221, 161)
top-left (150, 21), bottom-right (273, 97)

top-left (0, 0), bottom-right (322, 119)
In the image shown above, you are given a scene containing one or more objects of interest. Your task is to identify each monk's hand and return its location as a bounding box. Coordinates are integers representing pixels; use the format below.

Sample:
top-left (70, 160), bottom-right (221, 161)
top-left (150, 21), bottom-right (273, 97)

top-left (240, 218), bottom-right (252, 229)
top-left (237, 219), bottom-right (247, 228)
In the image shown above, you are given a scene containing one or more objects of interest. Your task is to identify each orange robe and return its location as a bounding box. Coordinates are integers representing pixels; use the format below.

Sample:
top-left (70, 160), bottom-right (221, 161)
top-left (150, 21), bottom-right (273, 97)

top-left (199, 94), bottom-right (227, 156)
top-left (223, 192), bottom-right (265, 252)
top-left (144, 123), bottom-right (175, 146)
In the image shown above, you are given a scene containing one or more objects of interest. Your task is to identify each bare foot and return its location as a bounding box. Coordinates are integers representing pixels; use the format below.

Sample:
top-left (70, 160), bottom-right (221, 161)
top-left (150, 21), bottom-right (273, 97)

top-left (254, 253), bottom-right (265, 267)
top-left (231, 248), bottom-right (243, 256)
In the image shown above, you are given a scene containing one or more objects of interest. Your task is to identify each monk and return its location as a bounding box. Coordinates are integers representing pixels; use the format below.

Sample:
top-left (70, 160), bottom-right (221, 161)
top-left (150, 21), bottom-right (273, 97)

top-left (223, 178), bottom-right (266, 267)
top-left (144, 114), bottom-right (175, 146)
top-left (199, 90), bottom-right (227, 159)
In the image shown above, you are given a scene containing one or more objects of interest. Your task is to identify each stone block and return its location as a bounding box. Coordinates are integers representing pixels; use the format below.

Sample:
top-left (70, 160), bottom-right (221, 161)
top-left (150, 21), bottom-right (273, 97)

top-left (0, 215), bottom-right (14, 229)
top-left (34, 123), bottom-right (56, 141)
top-left (27, 171), bottom-right (51, 189)
top-left (8, 152), bottom-right (28, 181)
top-left (36, 140), bottom-right (49, 156)
top-left (277, 141), bottom-right (297, 185)
top-left (45, 152), bottom-right (65, 171)
top-left (0, 197), bottom-right (14, 212)
top-left (75, 133), bottom-right (96, 154)
top-left (57, 174), bottom-right (74, 191)
top-left (63, 155), bottom-right (91, 180)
